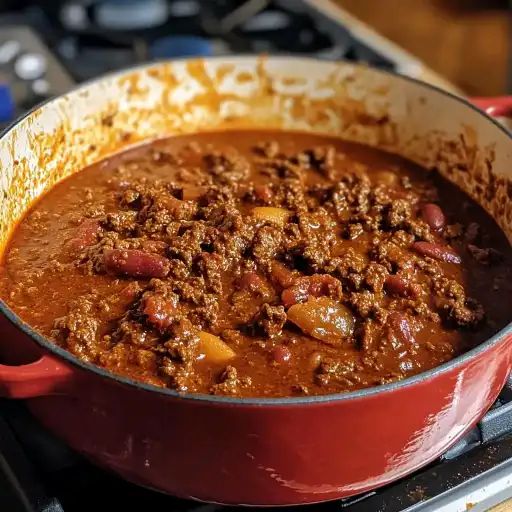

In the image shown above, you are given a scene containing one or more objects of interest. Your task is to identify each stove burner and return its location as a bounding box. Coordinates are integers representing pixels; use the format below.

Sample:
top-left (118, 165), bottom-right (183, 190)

top-left (0, 0), bottom-right (400, 82)
top-left (242, 9), bottom-right (291, 32)
top-left (95, 0), bottom-right (170, 31)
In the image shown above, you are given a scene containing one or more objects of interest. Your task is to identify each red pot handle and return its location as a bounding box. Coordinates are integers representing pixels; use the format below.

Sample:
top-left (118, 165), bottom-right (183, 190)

top-left (471, 96), bottom-right (512, 118)
top-left (0, 354), bottom-right (73, 398)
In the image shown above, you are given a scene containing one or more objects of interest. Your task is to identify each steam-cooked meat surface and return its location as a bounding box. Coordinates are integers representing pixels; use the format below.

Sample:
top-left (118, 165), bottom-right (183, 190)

top-left (1, 130), bottom-right (511, 397)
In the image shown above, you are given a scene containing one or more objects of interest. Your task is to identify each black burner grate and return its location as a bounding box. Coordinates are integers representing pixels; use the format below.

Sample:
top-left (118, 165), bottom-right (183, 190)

top-left (0, 0), bottom-right (399, 124)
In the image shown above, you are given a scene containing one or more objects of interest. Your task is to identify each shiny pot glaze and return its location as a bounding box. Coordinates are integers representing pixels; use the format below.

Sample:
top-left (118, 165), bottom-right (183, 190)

top-left (0, 57), bottom-right (511, 505)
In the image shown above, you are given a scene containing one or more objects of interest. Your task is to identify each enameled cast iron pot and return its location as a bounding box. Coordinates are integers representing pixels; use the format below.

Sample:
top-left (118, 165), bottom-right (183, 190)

top-left (1, 57), bottom-right (512, 506)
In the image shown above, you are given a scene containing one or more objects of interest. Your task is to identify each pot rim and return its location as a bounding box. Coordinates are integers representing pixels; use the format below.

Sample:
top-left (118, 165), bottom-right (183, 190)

top-left (1, 55), bottom-right (511, 406)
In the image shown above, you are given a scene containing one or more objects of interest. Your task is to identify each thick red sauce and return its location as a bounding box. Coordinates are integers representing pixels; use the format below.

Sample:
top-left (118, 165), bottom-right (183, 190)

top-left (1, 130), bottom-right (511, 397)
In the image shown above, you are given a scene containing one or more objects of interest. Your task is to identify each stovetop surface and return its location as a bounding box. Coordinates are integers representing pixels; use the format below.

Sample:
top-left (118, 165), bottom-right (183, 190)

top-left (0, 0), bottom-right (410, 125)
top-left (1, 2), bottom-right (512, 512)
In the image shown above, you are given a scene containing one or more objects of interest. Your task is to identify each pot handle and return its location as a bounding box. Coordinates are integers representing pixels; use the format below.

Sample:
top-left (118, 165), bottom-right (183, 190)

top-left (0, 354), bottom-right (73, 398)
top-left (471, 96), bottom-right (512, 118)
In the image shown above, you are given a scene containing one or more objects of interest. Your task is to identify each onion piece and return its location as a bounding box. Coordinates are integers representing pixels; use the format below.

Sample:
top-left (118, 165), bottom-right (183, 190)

top-left (287, 297), bottom-right (355, 345)
top-left (198, 331), bottom-right (236, 363)
top-left (252, 207), bottom-right (291, 226)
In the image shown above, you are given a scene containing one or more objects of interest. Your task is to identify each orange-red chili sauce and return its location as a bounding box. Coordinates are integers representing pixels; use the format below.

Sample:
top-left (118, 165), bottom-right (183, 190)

top-left (1, 130), bottom-right (511, 397)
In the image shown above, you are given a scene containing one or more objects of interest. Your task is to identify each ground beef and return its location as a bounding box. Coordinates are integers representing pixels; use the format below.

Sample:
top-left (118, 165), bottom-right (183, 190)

top-left (251, 225), bottom-right (283, 267)
top-left (210, 365), bottom-right (250, 395)
top-left (315, 357), bottom-right (359, 388)
top-left (167, 222), bottom-right (213, 267)
top-left (203, 149), bottom-right (250, 184)
top-left (254, 140), bottom-right (280, 159)
top-left (254, 303), bottom-right (287, 338)
top-left (52, 295), bottom-right (102, 361)
top-left (363, 262), bottom-right (389, 293)
top-left (196, 252), bottom-right (223, 293)
top-left (384, 199), bottom-right (412, 229)
top-left (467, 244), bottom-right (503, 265)
top-left (163, 319), bottom-right (200, 362)
top-left (103, 211), bottom-right (138, 235)
top-left (296, 145), bottom-right (337, 180)
top-left (4, 130), bottom-right (511, 398)
top-left (348, 290), bottom-right (382, 319)
top-left (433, 277), bottom-right (484, 328)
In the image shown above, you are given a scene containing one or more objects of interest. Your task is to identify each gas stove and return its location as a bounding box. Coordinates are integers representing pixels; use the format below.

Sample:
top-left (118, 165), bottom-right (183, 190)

top-left (0, 1), bottom-right (511, 512)
top-left (0, 0), bottom-right (449, 126)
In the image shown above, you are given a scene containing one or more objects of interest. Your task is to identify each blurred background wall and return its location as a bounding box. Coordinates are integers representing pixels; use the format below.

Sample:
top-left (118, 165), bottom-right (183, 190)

top-left (335, 0), bottom-right (510, 95)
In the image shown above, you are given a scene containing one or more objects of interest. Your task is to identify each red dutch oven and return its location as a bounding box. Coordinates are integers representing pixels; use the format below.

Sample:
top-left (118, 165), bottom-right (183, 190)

top-left (0, 57), bottom-right (512, 506)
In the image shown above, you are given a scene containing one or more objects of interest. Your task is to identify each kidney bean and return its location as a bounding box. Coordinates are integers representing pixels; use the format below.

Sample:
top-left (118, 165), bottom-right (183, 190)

top-left (238, 272), bottom-right (266, 293)
top-left (412, 241), bottom-right (461, 264)
top-left (104, 249), bottom-right (170, 278)
top-left (272, 345), bottom-right (292, 363)
top-left (421, 203), bottom-right (445, 231)
top-left (388, 312), bottom-right (416, 345)
top-left (384, 275), bottom-right (418, 298)
top-left (281, 274), bottom-right (342, 308)
top-left (68, 218), bottom-right (101, 251)
top-left (270, 261), bottom-right (299, 288)
top-left (142, 294), bottom-right (178, 330)
top-left (254, 184), bottom-right (273, 203)
top-left (282, 286), bottom-right (309, 309)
